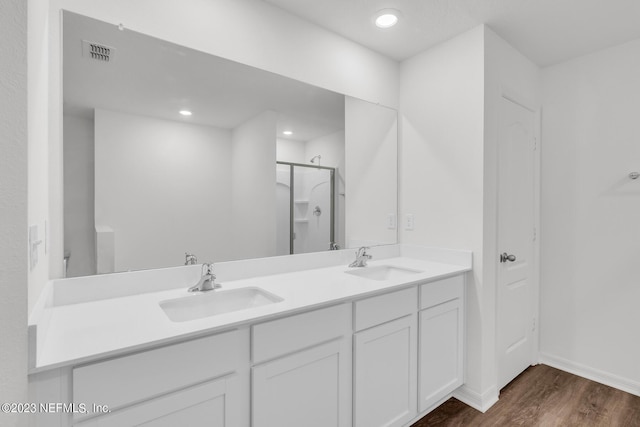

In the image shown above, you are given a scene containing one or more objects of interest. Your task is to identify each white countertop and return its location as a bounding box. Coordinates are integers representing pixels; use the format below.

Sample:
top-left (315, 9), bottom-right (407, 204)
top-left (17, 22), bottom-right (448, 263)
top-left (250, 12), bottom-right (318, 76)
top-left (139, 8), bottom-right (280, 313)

top-left (29, 245), bottom-right (471, 373)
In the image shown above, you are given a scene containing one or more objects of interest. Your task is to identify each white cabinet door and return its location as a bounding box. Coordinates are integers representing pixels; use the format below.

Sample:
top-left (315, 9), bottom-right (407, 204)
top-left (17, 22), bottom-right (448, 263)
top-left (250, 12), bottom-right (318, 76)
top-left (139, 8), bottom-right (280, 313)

top-left (252, 339), bottom-right (351, 427)
top-left (353, 315), bottom-right (417, 427)
top-left (75, 374), bottom-right (240, 427)
top-left (418, 299), bottom-right (463, 412)
top-left (73, 329), bottom-right (249, 423)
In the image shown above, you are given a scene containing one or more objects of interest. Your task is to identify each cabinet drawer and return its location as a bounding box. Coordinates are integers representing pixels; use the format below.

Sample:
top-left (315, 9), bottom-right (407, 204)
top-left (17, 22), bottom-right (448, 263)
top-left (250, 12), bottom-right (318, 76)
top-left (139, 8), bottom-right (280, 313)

top-left (354, 287), bottom-right (417, 331)
top-left (252, 304), bottom-right (351, 364)
top-left (420, 275), bottom-right (464, 310)
top-left (73, 329), bottom-right (248, 418)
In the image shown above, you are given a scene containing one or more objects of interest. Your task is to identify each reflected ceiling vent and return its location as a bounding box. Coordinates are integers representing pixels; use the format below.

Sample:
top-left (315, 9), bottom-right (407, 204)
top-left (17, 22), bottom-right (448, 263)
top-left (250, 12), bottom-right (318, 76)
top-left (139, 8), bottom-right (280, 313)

top-left (82, 40), bottom-right (116, 63)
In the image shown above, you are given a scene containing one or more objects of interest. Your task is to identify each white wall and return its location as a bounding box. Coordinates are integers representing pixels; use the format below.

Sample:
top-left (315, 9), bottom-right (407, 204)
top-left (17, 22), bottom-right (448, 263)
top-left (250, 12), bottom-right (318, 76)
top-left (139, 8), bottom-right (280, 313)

top-left (399, 25), bottom-right (540, 409)
top-left (35, 0), bottom-right (399, 312)
top-left (231, 111), bottom-right (278, 259)
top-left (0, 0), bottom-right (29, 423)
top-left (346, 97), bottom-right (398, 247)
top-left (27, 1), bottom-right (51, 313)
top-left (400, 25), bottom-right (487, 403)
top-left (63, 113), bottom-right (96, 277)
top-left (540, 38), bottom-right (640, 395)
top-left (95, 109), bottom-right (234, 271)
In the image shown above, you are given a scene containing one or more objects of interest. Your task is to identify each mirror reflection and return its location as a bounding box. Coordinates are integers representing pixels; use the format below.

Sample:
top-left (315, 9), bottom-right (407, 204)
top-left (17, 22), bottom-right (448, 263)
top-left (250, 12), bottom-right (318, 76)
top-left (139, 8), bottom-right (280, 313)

top-left (63, 11), bottom-right (397, 277)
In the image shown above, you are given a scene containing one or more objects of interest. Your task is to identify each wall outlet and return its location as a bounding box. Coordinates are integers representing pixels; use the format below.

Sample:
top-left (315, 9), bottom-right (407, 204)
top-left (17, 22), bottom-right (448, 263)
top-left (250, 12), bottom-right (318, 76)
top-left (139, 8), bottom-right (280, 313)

top-left (387, 213), bottom-right (397, 229)
top-left (404, 214), bottom-right (414, 231)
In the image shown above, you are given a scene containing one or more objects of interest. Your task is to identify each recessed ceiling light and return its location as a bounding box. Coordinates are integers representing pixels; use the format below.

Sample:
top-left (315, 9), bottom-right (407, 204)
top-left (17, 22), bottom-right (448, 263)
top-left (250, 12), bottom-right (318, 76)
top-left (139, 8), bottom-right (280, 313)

top-left (374, 9), bottom-right (400, 29)
top-left (283, 130), bottom-right (293, 136)
top-left (179, 110), bottom-right (192, 116)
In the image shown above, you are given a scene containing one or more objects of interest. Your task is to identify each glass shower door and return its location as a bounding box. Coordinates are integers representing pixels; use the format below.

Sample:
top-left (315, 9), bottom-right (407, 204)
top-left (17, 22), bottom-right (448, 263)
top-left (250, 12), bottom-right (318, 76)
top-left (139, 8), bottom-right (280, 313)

top-left (276, 162), bottom-right (335, 255)
top-left (292, 166), bottom-right (334, 254)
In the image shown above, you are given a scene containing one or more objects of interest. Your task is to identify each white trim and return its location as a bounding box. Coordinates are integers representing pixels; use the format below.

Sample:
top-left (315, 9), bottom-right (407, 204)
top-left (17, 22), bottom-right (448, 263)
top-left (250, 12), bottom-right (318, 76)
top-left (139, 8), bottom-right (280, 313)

top-left (500, 84), bottom-right (537, 113)
top-left (452, 384), bottom-right (499, 413)
top-left (539, 353), bottom-right (640, 398)
top-left (531, 108), bottom-right (541, 365)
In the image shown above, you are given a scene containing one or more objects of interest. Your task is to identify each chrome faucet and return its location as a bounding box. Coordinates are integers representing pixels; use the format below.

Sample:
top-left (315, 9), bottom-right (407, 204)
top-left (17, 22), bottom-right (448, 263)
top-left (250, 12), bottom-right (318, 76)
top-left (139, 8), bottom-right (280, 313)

top-left (349, 247), bottom-right (372, 268)
top-left (188, 263), bottom-right (221, 292)
top-left (185, 252), bottom-right (198, 265)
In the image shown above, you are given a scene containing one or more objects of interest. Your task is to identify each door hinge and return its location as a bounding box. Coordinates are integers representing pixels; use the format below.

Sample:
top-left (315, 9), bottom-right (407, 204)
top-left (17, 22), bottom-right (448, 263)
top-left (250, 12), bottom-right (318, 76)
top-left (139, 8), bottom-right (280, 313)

top-left (533, 227), bottom-right (537, 241)
top-left (532, 318), bottom-right (536, 331)
top-left (533, 137), bottom-right (537, 151)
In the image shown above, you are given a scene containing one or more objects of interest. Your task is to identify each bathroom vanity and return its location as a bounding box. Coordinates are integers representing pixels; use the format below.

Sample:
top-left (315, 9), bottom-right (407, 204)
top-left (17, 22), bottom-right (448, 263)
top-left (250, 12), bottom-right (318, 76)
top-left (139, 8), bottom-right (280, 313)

top-left (28, 245), bottom-right (470, 427)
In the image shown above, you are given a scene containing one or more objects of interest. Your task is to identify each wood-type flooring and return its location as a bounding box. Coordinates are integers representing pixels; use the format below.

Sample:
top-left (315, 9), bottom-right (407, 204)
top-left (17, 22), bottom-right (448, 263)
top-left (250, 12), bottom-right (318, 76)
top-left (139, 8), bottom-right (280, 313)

top-left (412, 364), bottom-right (640, 426)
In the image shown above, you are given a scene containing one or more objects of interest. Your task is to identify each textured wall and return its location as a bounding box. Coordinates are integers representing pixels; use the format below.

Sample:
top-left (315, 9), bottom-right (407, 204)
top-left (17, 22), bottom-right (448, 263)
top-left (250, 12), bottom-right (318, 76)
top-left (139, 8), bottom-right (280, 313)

top-left (0, 0), bottom-right (29, 425)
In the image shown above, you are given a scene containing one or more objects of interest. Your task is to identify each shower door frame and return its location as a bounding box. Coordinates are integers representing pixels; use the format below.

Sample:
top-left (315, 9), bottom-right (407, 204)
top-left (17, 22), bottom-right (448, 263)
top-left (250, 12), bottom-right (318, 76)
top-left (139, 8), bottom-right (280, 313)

top-left (277, 161), bottom-right (336, 255)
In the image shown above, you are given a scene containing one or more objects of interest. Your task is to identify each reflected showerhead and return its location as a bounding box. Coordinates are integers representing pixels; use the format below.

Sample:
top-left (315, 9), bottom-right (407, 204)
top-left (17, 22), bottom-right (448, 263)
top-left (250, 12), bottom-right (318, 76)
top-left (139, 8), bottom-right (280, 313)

top-left (310, 155), bottom-right (321, 165)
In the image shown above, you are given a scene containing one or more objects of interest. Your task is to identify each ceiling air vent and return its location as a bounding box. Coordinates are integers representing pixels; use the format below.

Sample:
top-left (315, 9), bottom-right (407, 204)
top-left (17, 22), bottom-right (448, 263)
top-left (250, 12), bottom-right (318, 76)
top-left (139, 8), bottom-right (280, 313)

top-left (82, 40), bottom-right (116, 63)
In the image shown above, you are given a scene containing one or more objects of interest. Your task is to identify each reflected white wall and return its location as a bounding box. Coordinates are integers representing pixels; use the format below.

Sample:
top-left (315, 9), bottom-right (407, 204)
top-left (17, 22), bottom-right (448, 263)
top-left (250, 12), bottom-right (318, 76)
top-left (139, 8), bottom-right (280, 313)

top-left (345, 97), bottom-right (397, 247)
top-left (64, 113), bottom-right (96, 277)
top-left (276, 138), bottom-right (306, 164)
top-left (94, 109), bottom-right (234, 271)
top-left (230, 111), bottom-right (278, 259)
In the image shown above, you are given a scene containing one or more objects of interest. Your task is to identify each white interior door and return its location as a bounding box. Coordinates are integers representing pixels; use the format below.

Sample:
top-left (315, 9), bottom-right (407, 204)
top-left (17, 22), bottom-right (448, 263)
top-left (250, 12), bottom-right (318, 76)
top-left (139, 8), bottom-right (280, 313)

top-left (497, 96), bottom-right (536, 390)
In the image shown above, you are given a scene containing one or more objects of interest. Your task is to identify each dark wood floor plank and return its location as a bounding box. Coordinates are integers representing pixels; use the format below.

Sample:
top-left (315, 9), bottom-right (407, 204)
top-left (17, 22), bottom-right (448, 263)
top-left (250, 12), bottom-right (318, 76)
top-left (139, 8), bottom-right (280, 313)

top-left (412, 365), bottom-right (640, 426)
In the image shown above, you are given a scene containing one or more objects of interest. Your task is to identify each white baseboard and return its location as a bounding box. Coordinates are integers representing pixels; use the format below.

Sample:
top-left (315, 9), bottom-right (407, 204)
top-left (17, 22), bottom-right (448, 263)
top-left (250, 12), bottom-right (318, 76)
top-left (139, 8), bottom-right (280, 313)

top-left (452, 384), bottom-right (499, 413)
top-left (539, 352), bottom-right (640, 397)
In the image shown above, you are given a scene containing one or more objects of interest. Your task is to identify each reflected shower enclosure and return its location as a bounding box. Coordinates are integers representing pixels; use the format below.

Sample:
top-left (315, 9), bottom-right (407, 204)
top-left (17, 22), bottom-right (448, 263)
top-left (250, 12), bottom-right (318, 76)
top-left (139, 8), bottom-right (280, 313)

top-left (276, 162), bottom-right (336, 255)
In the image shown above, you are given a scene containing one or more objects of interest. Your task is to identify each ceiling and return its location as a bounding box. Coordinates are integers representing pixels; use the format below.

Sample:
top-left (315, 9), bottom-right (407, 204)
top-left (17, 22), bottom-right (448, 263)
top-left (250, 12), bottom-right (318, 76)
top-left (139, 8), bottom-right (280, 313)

top-left (264, 0), bottom-right (640, 66)
top-left (63, 12), bottom-right (345, 142)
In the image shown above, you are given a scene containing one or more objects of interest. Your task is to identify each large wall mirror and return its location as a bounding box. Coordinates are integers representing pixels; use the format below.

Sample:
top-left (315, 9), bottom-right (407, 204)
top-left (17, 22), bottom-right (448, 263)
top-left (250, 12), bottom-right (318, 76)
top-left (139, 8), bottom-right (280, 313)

top-left (63, 11), bottom-right (398, 277)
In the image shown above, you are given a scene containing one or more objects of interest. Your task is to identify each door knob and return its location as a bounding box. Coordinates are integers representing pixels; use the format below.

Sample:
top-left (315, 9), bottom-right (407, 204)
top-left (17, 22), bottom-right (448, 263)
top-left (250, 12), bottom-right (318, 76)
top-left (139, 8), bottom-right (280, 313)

top-left (500, 253), bottom-right (516, 263)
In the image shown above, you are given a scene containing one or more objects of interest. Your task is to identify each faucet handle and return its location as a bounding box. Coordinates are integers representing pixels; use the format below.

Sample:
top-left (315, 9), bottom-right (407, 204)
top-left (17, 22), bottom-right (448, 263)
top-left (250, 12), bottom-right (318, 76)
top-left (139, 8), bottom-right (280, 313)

top-left (185, 252), bottom-right (198, 265)
top-left (201, 263), bottom-right (214, 276)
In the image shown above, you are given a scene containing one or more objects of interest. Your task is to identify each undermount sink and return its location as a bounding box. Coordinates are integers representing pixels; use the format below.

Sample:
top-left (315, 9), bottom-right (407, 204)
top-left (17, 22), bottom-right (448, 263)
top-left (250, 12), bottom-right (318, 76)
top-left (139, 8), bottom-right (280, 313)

top-left (160, 287), bottom-right (283, 322)
top-left (345, 265), bottom-right (423, 282)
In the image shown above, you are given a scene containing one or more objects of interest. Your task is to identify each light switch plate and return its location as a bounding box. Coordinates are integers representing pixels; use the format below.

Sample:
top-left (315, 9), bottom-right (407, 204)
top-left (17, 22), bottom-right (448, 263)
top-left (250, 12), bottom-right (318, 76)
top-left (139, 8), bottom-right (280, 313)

top-left (387, 213), bottom-right (397, 229)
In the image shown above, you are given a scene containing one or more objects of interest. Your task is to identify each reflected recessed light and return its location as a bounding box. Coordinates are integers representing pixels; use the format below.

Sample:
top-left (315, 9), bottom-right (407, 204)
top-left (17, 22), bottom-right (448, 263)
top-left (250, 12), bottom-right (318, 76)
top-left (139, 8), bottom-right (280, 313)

top-left (374, 9), bottom-right (400, 29)
top-left (179, 110), bottom-right (192, 116)
top-left (283, 131), bottom-right (293, 136)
